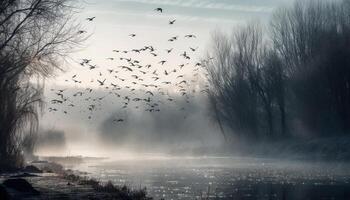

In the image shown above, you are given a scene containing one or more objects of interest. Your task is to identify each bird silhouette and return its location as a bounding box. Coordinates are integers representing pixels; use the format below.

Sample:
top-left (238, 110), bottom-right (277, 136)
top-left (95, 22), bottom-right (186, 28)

top-left (86, 17), bottom-right (96, 21)
top-left (97, 79), bottom-right (106, 86)
top-left (114, 119), bottom-right (124, 122)
top-left (190, 47), bottom-right (198, 51)
top-left (146, 91), bottom-right (154, 96)
top-left (185, 34), bottom-right (196, 38)
top-left (169, 19), bottom-right (176, 25)
top-left (89, 64), bottom-right (97, 70)
top-left (155, 8), bottom-right (163, 13)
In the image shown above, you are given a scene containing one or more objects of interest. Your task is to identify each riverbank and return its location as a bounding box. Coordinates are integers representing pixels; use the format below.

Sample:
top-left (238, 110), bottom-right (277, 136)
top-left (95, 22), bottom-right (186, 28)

top-left (0, 161), bottom-right (153, 200)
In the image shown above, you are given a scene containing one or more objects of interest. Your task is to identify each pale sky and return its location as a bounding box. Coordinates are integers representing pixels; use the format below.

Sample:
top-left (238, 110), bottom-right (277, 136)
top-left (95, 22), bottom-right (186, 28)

top-left (49, 0), bottom-right (292, 86)
top-left (41, 0), bottom-right (293, 156)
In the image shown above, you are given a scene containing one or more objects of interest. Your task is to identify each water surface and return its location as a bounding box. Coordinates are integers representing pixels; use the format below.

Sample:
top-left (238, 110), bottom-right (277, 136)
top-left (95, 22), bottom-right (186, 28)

top-left (72, 156), bottom-right (350, 200)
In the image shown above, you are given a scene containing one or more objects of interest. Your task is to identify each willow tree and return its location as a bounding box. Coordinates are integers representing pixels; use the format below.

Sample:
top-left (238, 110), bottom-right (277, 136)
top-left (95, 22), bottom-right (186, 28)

top-left (0, 0), bottom-right (85, 170)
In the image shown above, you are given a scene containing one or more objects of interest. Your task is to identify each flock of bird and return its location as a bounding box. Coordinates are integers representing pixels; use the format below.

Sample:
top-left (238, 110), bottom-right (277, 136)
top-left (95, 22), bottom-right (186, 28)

top-left (48, 8), bottom-right (210, 124)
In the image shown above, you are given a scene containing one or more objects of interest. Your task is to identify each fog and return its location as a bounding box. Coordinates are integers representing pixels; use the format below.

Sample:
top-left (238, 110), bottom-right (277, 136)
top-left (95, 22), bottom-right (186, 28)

top-left (37, 86), bottom-right (226, 157)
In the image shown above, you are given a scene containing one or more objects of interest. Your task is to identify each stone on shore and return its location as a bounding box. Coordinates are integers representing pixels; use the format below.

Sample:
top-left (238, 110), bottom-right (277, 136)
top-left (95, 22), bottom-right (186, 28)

top-left (3, 178), bottom-right (40, 195)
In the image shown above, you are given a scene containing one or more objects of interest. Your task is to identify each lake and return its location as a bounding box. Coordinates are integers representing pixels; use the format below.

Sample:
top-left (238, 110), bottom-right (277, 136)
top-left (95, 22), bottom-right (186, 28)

top-left (71, 155), bottom-right (350, 200)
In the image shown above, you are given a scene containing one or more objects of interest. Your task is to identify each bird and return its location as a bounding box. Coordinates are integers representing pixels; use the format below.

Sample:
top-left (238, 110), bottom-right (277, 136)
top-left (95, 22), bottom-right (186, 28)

top-left (77, 30), bottom-right (86, 34)
top-left (113, 119), bottom-right (124, 122)
top-left (146, 91), bottom-right (154, 96)
top-left (111, 83), bottom-right (119, 88)
top-left (195, 62), bottom-right (202, 67)
top-left (48, 108), bottom-right (57, 112)
top-left (180, 51), bottom-right (188, 58)
top-left (86, 17), bottom-right (96, 21)
top-left (166, 48), bottom-right (173, 53)
top-left (89, 64), bottom-right (97, 70)
top-left (155, 8), bottom-right (163, 13)
top-left (190, 47), bottom-right (198, 51)
top-left (159, 60), bottom-right (166, 65)
top-left (82, 59), bottom-right (91, 64)
top-left (121, 66), bottom-right (132, 71)
top-left (185, 34), bottom-right (196, 38)
top-left (129, 34), bottom-right (136, 37)
top-left (169, 19), bottom-right (176, 25)
top-left (168, 36), bottom-right (178, 42)
top-left (97, 79), bottom-right (106, 86)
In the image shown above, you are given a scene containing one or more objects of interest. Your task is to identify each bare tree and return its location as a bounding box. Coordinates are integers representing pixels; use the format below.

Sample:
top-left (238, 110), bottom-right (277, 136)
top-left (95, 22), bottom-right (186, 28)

top-left (271, 0), bottom-right (350, 135)
top-left (204, 0), bottom-right (350, 142)
top-left (0, 0), bottom-right (86, 170)
top-left (204, 24), bottom-right (268, 139)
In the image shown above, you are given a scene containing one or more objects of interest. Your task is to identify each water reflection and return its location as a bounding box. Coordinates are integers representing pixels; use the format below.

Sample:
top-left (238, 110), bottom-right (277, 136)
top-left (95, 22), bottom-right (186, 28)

top-left (74, 156), bottom-right (350, 200)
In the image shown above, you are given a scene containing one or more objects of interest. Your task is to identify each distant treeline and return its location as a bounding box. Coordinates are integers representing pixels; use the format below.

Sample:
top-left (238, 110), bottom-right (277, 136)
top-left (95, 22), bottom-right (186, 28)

top-left (204, 0), bottom-right (350, 140)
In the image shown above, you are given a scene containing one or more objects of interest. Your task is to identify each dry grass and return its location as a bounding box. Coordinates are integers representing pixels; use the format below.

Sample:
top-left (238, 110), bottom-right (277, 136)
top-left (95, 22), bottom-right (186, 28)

top-left (63, 173), bottom-right (152, 200)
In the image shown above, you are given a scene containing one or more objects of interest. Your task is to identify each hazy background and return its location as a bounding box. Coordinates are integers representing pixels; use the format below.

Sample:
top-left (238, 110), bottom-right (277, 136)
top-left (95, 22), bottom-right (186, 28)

top-left (37, 0), bottom-right (293, 157)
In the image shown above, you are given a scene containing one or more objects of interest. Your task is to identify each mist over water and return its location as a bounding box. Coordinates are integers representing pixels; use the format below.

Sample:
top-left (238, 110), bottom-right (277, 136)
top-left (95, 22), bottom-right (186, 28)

top-left (68, 155), bottom-right (350, 200)
top-left (36, 85), bottom-right (350, 200)
top-left (37, 86), bottom-right (225, 157)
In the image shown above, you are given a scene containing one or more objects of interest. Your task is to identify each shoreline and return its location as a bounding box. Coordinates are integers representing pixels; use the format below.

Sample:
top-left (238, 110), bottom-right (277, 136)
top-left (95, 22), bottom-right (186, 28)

top-left (0, 160), bottom-right (153, 200)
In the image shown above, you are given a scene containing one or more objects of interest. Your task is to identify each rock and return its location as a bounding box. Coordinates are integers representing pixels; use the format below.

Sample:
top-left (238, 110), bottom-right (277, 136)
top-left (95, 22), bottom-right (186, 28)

top-left (0, 184), bottom-right (10, 200)
top-left (24, 165), bottom-right (42, 173)
top-left (3, 178), bottom-right (40, 195)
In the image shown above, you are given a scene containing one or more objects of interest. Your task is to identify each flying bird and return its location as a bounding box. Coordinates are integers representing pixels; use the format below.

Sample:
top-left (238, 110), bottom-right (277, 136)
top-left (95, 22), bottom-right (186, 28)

top-left (169, 19), bottom-right (176, 25)
top-left (114, 119), bottom-right (124, 122)
top-left (190, 47), bottom-right (198, 51)
top-left (97, 79), bottom-right (106, 86)
top-left (146, 91), bottom-right (154, 96)
top-left (155, 8), bottom-right (163, 13)
top-left (86, 17), bottom-right (95, 21)
top-left (185, 34), bottom-right (196, 38)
